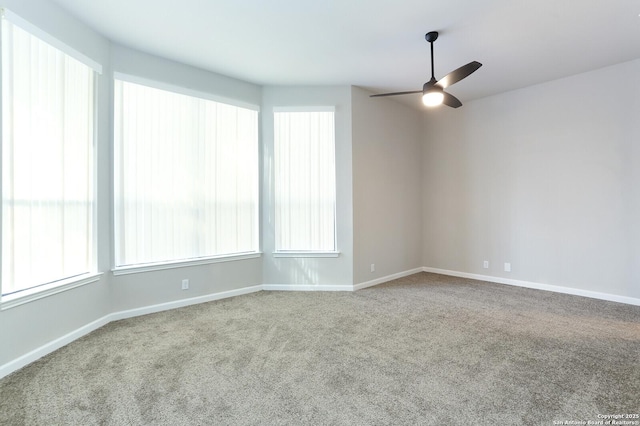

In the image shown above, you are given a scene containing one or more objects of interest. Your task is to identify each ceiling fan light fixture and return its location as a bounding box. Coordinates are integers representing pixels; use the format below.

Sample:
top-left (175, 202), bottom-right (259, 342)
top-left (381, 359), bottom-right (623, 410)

top-left (369, 31), bottom-right (481, 109)
top-left (422, 88), bottom-right (444, 107)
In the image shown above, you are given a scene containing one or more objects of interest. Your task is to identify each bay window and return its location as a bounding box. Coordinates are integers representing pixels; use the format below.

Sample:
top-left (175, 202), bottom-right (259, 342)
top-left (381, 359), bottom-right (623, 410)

top-left (1, 11), bottom-right (98, 299)
top-left (113, 77), bottom-right (259, 268)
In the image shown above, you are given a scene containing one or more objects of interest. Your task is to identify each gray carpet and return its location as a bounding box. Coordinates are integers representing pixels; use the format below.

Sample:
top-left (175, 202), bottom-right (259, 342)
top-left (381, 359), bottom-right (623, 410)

top-left (1, 272), bottom-right (639, 425)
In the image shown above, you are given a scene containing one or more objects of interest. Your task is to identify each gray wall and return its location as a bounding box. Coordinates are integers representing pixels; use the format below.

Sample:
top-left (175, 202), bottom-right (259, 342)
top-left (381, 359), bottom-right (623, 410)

top-left (261, 86), bottom-right (354, 286)
top-left (0, 0), bottom-right (265, 369)
top-left (110, 45), bottom-right (262, 107)
top-left (109, 45), bottom-right (264, 312)
top-left (351, 87), bottom-right (423, 284)
top-left (422, 58), bottom-right (640, 299)
top-left (0, 0), bottom-right (112, 367)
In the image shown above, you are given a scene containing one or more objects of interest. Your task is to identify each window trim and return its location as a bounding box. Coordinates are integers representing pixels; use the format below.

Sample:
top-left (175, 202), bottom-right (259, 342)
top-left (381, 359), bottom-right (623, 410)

top-left (272, 251), bottom-right (340, 258)
top-left (0, 273), bottom-right (103, 310)
top-left (273, 106), bottom-right (338, 253)
top-left (112, 76), bottom-right (261, 268)
top-left (112, 252), bottom-right (262, 276)
top-left (273, 106), bottom-right (335, 113)
top-left (0, 10), bottom-right (100, 301)
top-left (114, 72), bottom-right (259, 112)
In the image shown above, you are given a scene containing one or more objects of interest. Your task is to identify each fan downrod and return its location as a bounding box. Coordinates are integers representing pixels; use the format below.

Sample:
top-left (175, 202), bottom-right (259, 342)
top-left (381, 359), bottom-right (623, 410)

top-left (425, 31), bottom-right (439, 43)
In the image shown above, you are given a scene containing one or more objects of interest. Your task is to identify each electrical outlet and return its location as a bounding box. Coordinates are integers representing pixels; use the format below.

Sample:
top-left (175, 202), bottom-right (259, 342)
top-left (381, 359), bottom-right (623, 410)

top-left (483, 261), bottom-right (489, 269)
top-left (181, 279), bottom-right (189, 290)
top-left (504, 263), bottom-right (511, 272)
top-left (370, 263), bottom-right (375, 273)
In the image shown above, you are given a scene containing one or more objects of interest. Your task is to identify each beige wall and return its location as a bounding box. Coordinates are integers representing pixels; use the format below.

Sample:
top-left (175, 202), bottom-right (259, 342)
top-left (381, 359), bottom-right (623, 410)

top-left (422, 59), bottom-right (640, 299)
top-left (351, 87), bottom-right (424, 284)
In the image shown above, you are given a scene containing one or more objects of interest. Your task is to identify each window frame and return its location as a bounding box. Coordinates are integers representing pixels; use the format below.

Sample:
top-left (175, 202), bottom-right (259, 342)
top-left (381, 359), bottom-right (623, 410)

top-left (0, 9), bottom-right (102, 308)
top-left (272, 106), bottom-right (339, 258)
top-left (111, 73), bottom-right (261, 273)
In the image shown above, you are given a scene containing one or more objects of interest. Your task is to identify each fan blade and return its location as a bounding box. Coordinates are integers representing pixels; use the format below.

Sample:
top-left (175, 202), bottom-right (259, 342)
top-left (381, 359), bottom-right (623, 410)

top-left (436, 61), bottom-right (482, 89)
top-left (370, 90), bottom-right (422, 98)
top-left (442, 91), bottom-right (462, 108)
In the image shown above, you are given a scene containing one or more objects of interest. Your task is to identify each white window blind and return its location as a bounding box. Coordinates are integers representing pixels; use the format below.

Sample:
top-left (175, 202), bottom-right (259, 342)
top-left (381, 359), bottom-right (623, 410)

top-left (1, 15), bottom-right (96, 296)
top-left (113, 78), bottom-right (259, 267)
top-left (274, 109), bottom-right (336, 252)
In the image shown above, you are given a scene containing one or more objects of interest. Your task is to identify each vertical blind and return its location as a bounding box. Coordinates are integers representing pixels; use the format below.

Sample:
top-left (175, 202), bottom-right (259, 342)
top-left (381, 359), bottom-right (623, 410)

top-left (1, 17), bottom-right (95, 295)
top-left (113, 79), bottom-right (258, 267)
top-left (274, 109), bottom-right (336, 251)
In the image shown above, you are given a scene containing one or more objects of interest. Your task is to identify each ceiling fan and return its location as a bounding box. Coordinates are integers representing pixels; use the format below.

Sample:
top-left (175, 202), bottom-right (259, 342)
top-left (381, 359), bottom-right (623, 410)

top-left (370, 31), bottom-right (482, 108)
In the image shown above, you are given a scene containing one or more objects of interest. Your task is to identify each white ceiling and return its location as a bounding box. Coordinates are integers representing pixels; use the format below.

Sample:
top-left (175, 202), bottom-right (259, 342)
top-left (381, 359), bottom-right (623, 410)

top-left (51, 0), bottom-right (640, 109)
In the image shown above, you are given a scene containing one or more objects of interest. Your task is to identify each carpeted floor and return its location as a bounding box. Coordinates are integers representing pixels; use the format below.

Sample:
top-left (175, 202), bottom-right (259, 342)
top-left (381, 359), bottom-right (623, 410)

top-left (1, 272), bottom-right (639, 425)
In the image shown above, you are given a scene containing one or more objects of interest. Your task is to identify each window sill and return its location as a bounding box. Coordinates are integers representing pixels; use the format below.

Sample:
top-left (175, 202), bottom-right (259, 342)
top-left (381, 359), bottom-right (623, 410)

top-left (1, 272), bottom-right (103, 311)
top-left (112, 252), bottom-right (262, 276)
top-left (273, 251), bottom-right (341, 258)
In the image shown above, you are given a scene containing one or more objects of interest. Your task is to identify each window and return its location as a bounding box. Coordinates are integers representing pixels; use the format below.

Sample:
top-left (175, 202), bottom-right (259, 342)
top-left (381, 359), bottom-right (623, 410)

top-left (113, 77), bottom-right (259, 267)
top-left (274, 108), bottom-right (337, 253)
top-left (1, 12), bottom-right (97, 298)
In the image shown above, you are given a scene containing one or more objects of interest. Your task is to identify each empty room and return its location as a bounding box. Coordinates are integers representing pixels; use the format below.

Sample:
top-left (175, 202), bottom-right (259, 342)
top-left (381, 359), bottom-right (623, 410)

top-left (1, 0), bottom-right (639, 424)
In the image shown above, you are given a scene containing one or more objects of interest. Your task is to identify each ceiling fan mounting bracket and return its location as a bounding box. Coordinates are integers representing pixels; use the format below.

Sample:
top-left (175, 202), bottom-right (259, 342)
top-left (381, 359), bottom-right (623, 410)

top-left (425, 31), bottom-right (439, 43)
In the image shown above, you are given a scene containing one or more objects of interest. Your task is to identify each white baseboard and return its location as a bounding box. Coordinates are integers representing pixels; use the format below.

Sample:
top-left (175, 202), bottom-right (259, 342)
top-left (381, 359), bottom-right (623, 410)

top-left (109, 285), bottom-right (263, 321)
top-left (0, 284), bottom-right (263, 380)
top-left (3, 269), bottom-right (638, 381)
top-left (422, 267), bottom-right (640, 306)
top-left (0, 314), bottom-right (111, 380)
top-left (263, 267), bottom-right (425, 292)
top-left (262, 284), bottom-right (353, 292)
top-left (353, 267), bottom-right (424, 291)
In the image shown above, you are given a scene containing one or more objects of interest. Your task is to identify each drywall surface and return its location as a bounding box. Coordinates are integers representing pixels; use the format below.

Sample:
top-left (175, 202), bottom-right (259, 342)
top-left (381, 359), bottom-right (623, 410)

top-left (2, 0), bottom-right (109, 65)
top-left (108, 45), bottom-right (264, 311)
top-left (110, 44), bottom-right (262, 107)
top-left (0, 278), bottom-right (111, 367)
top-left (0, 0), bottom-right (112, 367)
top-left (110, 258), bottom-right (263, 313)
top-left (1, 8), bottom-right (265, 370)
top-left (351, 87), bottom-right (423, 284)
top-left (261, 86), bottom-right (354, 286)
top-left (422, 59), bottom-right (640, 299)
